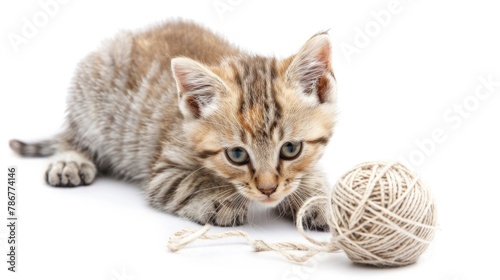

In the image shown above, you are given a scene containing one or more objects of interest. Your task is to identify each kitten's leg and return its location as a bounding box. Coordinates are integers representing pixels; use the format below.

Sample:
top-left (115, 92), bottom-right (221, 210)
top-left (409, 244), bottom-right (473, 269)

top-left (146, 166), bottom-right (248, 226)
top-left (46, 150), bottom-right (97, 187)
top-left (10, 138), bottom-right (97, 187)
top-left (277, 168), bottom-right (330, 231)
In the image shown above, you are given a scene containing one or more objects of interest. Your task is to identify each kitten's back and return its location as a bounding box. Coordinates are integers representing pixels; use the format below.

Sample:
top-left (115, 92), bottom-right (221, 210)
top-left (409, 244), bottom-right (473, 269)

top-left (122, 21), bottom-right (242, 93)
top-left (20, 21), bottom-right (241, 182)
top-left (135, 21), bottom-right (240, 64)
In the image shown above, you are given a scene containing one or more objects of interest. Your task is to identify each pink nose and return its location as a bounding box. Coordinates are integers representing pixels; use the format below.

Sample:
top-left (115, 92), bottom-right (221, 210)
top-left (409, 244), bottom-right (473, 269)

top-left (256, 172), bottom-right (278, 196)
top-left (257, 185), bottom-right (277, 196)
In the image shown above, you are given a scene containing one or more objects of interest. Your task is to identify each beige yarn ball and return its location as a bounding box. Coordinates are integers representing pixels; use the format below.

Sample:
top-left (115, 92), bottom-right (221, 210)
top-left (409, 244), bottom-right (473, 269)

top-left (328, 161), bottom-right (437, 267)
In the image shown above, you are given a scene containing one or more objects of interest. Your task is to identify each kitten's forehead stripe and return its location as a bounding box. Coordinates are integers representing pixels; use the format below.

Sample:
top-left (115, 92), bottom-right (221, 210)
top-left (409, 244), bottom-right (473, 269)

top-left (269, 59), bottom-right (282, 138)
top-left (234, 57), bottom-right (281, 144)
top-left (233, 64), bottom-right (243, 88)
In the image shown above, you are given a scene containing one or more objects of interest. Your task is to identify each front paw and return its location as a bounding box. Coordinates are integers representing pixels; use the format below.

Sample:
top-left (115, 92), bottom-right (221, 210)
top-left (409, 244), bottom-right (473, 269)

top-left (206, 201), bottom-right (248, 227)
top-left (186, 200), bottom-right (248, 227)
top-left (301, 207), bottom-right (329, 232)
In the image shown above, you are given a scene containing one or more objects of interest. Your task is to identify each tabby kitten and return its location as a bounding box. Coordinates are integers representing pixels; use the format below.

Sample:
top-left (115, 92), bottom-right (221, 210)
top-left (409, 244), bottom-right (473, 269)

top-left (10, 21), bottom-right (336, 229)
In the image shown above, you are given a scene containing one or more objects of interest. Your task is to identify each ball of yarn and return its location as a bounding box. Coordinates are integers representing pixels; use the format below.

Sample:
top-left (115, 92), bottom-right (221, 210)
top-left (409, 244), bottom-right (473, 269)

top-left (328, 161), bottom-right (437, 267)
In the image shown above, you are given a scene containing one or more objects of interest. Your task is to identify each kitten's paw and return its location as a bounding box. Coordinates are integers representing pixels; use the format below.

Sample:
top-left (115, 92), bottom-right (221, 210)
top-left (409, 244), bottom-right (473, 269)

top-left (45, 158), bottom-right (97, 187)
top-left (178, 197), bottom-right (248, 227)
top-left (202, 201), bottom-right (248, 227)
top-left (301, 207), bottom-right (329, 232)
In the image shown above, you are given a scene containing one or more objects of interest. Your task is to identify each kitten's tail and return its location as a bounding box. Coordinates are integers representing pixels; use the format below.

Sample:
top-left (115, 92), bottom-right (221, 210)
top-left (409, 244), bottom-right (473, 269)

top-left (9, 138), bottom-right (58, 157)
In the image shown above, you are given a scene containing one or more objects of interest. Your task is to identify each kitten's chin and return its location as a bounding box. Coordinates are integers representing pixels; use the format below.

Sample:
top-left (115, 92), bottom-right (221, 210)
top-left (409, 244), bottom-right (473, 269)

top-left (256, 197), bottom-right (283, 207)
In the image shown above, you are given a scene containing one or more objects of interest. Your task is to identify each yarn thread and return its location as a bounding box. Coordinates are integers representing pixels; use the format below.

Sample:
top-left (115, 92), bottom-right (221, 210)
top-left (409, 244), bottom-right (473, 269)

top-left (167, 161), bottom-right (437, 267)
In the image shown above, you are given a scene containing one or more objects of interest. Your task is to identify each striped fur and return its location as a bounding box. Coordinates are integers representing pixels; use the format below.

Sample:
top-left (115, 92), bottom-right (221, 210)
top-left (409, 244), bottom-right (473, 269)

top-left (10, 21), bottom-right (336, 228)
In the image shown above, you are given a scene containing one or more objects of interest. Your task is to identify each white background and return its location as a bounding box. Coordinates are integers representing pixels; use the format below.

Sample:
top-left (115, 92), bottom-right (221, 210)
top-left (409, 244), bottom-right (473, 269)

top-left (1, 0), bottom-right (500, 279)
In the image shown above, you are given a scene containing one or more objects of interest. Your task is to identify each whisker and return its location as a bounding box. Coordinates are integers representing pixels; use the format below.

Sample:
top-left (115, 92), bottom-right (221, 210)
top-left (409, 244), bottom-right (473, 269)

top-left (189, 184), bottom-right (234, 196)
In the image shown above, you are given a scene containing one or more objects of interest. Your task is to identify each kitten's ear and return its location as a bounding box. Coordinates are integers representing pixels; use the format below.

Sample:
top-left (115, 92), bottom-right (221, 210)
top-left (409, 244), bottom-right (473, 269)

top-left (171, 57), bottom-right (226, 119)
top-left (286, 33), bottom-right (335, 104)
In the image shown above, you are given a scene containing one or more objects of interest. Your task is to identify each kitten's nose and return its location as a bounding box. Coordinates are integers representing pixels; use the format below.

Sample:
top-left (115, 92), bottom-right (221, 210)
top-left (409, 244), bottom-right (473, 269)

top-left (257, 185), bottom-right (277, 196)
top-left (256, 172), bottom-right (278, 196)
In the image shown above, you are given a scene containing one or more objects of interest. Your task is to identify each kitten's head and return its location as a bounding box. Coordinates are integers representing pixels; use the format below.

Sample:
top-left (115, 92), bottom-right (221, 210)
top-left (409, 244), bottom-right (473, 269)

top-left (171, 33), bottom-right (336, 206)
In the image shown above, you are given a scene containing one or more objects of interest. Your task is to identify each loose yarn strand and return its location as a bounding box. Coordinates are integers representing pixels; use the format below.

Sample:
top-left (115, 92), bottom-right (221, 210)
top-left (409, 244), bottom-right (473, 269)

top-left (168, 224), bottom-right (252, 252)
top-left (167, 194), bottom-right (340, 262)
top-left (167, 194), bottom-right (341, 262)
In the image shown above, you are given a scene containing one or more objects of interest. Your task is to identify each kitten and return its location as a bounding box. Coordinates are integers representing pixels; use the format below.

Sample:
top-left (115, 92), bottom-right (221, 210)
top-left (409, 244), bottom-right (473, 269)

top-left (9, 21), bottom-right (336, 229)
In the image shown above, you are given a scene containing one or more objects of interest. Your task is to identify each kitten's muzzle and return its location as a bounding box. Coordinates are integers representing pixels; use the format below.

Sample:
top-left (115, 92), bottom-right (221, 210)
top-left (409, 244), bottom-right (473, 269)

top-left (256, 171), bottom-right (279, 197)
top-left (257, 185), bottom-right (277, 196)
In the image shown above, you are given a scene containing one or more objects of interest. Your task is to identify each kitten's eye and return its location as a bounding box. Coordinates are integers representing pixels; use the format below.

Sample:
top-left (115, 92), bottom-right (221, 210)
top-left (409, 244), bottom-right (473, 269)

top-left (225, 147), bottom-right (250, 165)
top-left (280, 141), bottom-right (303, 160)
